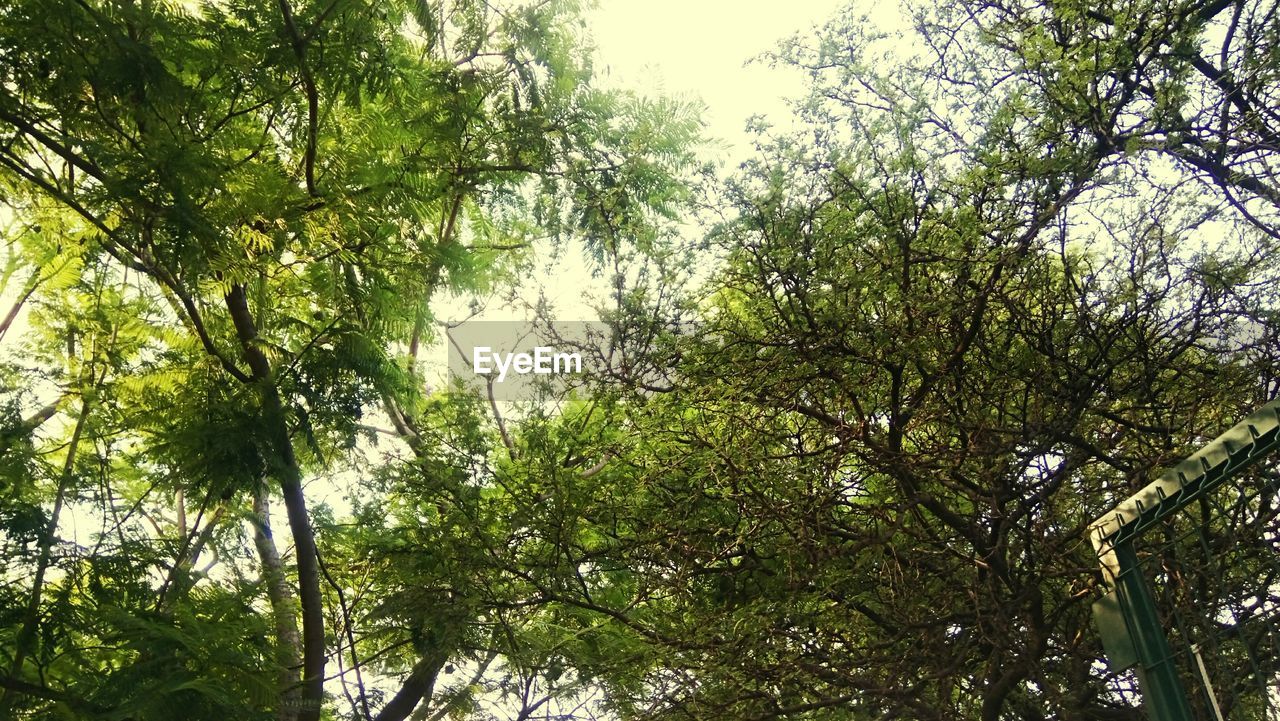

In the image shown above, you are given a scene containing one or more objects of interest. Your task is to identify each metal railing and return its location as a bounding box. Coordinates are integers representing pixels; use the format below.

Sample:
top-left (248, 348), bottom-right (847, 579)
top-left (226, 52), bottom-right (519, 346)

top-left (1090, 400), bottom-right (1280, 721)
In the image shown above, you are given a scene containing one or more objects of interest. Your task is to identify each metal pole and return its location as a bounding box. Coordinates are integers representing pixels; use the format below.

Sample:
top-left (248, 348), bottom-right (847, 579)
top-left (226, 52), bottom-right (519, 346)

top-left (1113, 541), bottom-right (1196, 721)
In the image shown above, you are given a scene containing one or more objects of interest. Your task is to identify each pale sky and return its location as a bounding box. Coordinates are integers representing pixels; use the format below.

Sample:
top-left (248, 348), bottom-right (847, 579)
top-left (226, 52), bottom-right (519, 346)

top-left (586, 0), bottom-right (853, 164)
top-left (496, 0), bottom-right (874, 316)
top-left (439, 0), bottom-right (871, 361)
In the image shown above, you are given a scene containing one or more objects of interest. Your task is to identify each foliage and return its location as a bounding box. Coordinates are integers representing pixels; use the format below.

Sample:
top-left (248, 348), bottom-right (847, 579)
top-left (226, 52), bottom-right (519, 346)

top-left (2, 1), bottom-right (1279, 721)
top-left (0, 0), bottom-right (699, 719)
top-left (483, 1), bottom-right (1280, 720)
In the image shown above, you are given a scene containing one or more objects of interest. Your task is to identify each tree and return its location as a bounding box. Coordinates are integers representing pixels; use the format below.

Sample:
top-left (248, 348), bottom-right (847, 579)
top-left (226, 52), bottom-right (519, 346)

top-left (0, 1), bottom-right (699, 719)
top-left (487, 1), bottom-right (1280, 719)
top-left (932, 0), bottom-right (1280, 239)
top-left (5, 1), bottom-right (1277, 719)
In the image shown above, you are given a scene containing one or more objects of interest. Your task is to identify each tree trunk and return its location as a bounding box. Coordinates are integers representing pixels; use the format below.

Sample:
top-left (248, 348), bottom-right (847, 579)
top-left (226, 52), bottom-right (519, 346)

top-left (372, 654), bottom-right (447, 721)
top-left (254, 489), bottom-right (304, 721)
top-left (226, 284), bottom-right (325, 721)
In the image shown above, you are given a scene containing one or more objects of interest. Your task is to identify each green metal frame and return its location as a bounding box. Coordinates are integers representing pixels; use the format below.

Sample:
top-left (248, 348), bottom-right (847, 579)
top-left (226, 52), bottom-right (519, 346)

top-left (1089, 400), bottom-right (1280, 721)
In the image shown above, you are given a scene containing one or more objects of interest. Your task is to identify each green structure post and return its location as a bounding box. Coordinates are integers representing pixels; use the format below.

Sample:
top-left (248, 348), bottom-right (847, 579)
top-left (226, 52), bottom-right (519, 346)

top-left (1089, 399), bottom-right (1280, 721)
top-left (1111, 541), bottom-right (1194, 721)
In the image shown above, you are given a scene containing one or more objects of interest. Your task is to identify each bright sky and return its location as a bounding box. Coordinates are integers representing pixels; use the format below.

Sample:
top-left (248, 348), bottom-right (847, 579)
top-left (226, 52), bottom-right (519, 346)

top-left (436, 0), bottom-right (871, 367)
top-left (586, 0), bottom-right (852, 164)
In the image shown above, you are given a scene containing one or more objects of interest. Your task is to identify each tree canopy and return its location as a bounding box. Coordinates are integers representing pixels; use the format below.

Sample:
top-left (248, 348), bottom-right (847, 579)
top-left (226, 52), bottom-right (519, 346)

top-left (1, 1), bottom-right (1277, 721)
